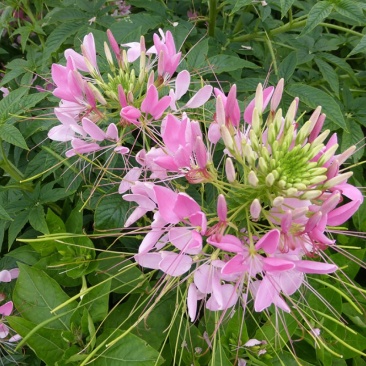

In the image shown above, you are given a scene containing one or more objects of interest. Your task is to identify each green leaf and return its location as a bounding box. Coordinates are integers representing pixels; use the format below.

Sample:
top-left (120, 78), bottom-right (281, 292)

top-left (318, 53), bottom-right (357, 84)
top-left (93, 329), bottom-right (164, 365)
top-left (341, 121), bottom-right (364, 162)
top-left (0, 124), bottom-right (28, 149)
top-left (205, 55), bottom-right (259, 75)
top-left (280, 0), bottom-right (296, 18)
top-left (333, 0), bottom-right (364, 24)
top-left (7, 317), bottom-right (69, 365)
top-left (186, 38), bottom-right (209, 71)
top-left (0, 204), bottom-right (12, 221)
top-left (0, 88), bottom-right (28, 122)
top-left (278, 51), bottom-right (297, 81)
top-left (8, 210), bottom-right (29, 248)
top-left (80, 280), bottom-right (111, 323)
top-left (43, 21), bottom-right (84, 61)
top-left (211, 345), bottom-right (232, 366)
top-left (229, 0), bottom-right (252, 15)
top-left (89, 252), bottom-right (145, 294)
top-left (25, 149), bottom-right (60, 178)
top-left (110, 13), bottom-right (163, 42)
top-left (348, 34), bottom-right (366, 57)
top-left (314, 58), bottom-right (339, 98)
top-left (94, 194), bottom-right (130, 230)
top-left (286, 83), bottom-right (346, 130)
top-left (13, 263), bottom-right (77, 329)
top-left (300, 1), bottom-right (334, 36)
top-left (28, 205), bottom-right (49, 234)
top-left (104, 293), bottom-right (174, 350)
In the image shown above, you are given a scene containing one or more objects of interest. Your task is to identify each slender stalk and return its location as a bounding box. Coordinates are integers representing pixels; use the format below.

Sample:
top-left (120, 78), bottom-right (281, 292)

top-left (208, 0), bottom-right (218, 37)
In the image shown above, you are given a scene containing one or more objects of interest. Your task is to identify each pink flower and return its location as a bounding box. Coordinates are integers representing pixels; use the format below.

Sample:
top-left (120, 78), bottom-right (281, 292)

top-left (141, 85), bottom-right (171, 120)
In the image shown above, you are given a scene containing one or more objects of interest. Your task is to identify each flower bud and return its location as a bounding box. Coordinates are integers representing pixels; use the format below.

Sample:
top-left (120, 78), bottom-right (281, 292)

top-left (265, 172), bottom-right (275, 186)
top-left (300, 190), bottom-right (322, 200)
top-left (323, 172), bottom-right (353, 189)
top-left (225, 158), bottom-right (236, 182)
top-left (250, 199), bottom-right (261, 220)
top-left (272, 196), bottom-right (284, 207)
top-left (220, 125), bottom-right (233, 150)
top-left (248, 170), bottom-right (259, 186)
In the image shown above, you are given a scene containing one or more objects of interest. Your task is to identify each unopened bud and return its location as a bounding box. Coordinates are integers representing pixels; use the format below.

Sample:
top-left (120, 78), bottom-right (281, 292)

top-left (104, 42), bottom-right (115, 70)
top-left (300, 190), bottom-right (322, 200)
top-left (310, 129), bottom-right (330, 147)
top-left (296, 120), bottom-right (312, 145)
top-left (225, 158), bottom-right (236, 182)
top-left (250, 199), bottom-right (261, 220)
top-left (308, 175), bottom-right (327, 185)
top-left (323, 171), bottom-right (353, 189)
top-left (88, 82), bottom-right (107, 105)
top-left (317, 144), bottom-right (339, 166)
top-left (251, 108), bottom-right (261, 135)
top-left (321, 191), bottom-right (341, 214)
top-left (220, 125), bottom-right (233, 150)
top-left (248, 170), bottom-right (259, 186)
top-left (273, 196), bottom-right (284, 207)
top-left (216, 95), bottom-right (226, 126)
top-left (293, 183), bottom-right (307, 190)
top-left (286, 187), bottom-right (298, 196)
top-left (258, 157), bottom-right (268, 173)
top-left (336, 145), bottom-right (356, 165)
top-left (265, 172), bottom-right (275, 186)
top-left (255, 83), bottom-right (263, 114)
top-left (285, 98), bottom-right (298, 126)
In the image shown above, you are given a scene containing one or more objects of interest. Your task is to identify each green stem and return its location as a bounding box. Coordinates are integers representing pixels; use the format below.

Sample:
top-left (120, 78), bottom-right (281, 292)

top-left (318, 22), bottom-right (363, 37)
top-left (208, 0), bottom-right (218, 37)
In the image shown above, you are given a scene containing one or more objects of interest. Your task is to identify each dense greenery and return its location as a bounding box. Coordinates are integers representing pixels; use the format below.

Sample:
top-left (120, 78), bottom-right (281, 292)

top-left (0, 0), bottom-right (365, 365)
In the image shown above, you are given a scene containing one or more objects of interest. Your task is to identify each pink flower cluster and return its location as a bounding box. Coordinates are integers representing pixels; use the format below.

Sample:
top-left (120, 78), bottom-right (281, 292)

top-left (48, 30), bottom-right (363, 322)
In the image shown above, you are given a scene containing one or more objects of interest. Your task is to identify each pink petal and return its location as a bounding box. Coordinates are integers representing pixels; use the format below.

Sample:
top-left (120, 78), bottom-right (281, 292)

top-left (0, 271), bottom-right (11, 283)
top-left (0, 323), bottom-right (9, 338)
top-left (194, 264), bottom-right (212, 294)
top-left (169, 227), bottom-right (202, 254)
top-left (294, 260), bottom-right (337, 274)
top-left (262, 257), bottom-right (295, 272)
top-left (207, 234), bottom-right (243, 253)
top-left (154, 186), bottom-right (179, 224)
top-left (159, 252), bottom-right (192, 276)
top-left (255, 229), bottom-right (280, 254)
top-left (0, 301), bottom-right (13, 316)
top-left (173, 193), bottom-right (201, 220)
top-left (222, 254), bottom-right (248, 274)
top-left (244, 86), bottom-right (274, 124)
top-left (134, 252), bottom-right (161, 269)
top-left (106, 123), bottom-right (118, 140)
top-left (118, 167), bottom-right (141, 194)
top-left (185, 85), bottom-right (212, 108)
top-left (187, 283), bottom-right (198, 322)
top-left (327, 200), bottom-right (362, 226)
top-left (82, 118), bottom-right (106, 141)
top-left (175, 70), bottom-right (190, 100)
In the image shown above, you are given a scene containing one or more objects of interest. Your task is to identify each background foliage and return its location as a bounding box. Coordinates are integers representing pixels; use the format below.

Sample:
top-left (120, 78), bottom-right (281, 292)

top-left (0, 0), bottom-right (365, 365)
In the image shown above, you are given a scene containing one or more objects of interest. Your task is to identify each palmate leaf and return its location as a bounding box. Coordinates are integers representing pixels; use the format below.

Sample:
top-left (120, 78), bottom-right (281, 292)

top-left (348, 34), bottom-right (366, 57)
top-left (7, 317), bottom-right (69, 366)
top-left (286, 83), bottom-right (346, 130)
top-left (43, 20), bottom-right (85, 62)
top-left (333, 0), bottom-right (365, 24)
top-left (280, 0), bottom-right (296, 18)
top-left (12, 263), bottom-right (77, 329)
top-left (300, 1), bottom-right (334, 36)
top-left (0, 124), bottom-right (28, 149)
top-left (315, 58), bottom-right (340, 98)
top-left (92, 329), bottom-right (164, 366)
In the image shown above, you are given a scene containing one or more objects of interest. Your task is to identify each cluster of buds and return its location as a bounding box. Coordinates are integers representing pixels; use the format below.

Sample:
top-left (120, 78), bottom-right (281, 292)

top-left (48, 29), bottom-right (363, 329)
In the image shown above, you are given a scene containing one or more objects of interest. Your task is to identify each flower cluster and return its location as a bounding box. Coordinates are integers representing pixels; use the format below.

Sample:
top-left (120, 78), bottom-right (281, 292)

top-left (49, 29), bottom-right (363, 325)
